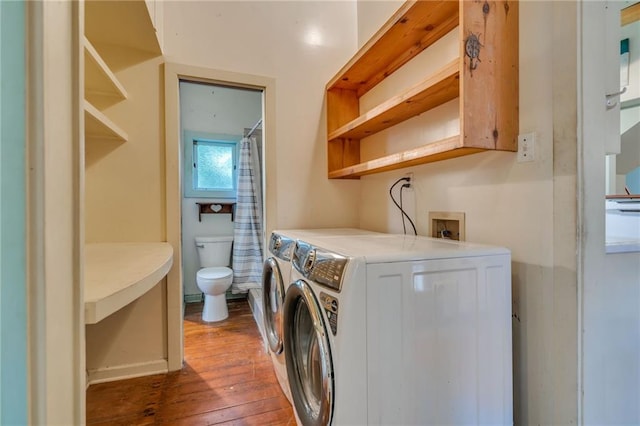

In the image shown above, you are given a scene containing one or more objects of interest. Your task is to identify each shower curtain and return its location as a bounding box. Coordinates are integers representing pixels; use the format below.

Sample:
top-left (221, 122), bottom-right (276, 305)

top-left (232, 136), bottom-right (263, 293)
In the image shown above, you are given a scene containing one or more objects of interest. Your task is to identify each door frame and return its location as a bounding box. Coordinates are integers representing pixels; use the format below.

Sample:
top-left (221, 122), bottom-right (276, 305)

top-left (163, 63), bottom-right (277, 369)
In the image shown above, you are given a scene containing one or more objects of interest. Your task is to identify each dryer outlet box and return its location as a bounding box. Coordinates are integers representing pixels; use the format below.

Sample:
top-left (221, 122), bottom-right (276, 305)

top-left (429, 211), bottom-right (465, 241)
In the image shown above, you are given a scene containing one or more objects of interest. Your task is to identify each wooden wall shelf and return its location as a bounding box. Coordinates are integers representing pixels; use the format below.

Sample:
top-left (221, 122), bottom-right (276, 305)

top-left (196, 202), bottom-right (236, 222)
top-left (326, 0), bottom-right (519, 179)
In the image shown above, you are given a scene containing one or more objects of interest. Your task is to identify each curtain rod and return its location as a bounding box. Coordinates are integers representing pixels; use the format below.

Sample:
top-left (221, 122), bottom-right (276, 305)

top-left (246, 118), bottom-right (263, 138)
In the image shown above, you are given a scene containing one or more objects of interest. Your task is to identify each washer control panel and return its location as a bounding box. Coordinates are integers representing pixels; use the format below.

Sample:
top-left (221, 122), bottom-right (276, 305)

top-left (293, 241), bottom-right (348, 292)
top-left (320, 292), bottom-right (339, 335)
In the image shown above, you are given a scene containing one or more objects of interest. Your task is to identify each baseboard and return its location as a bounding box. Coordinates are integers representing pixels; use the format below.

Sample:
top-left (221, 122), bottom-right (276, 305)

top-left (87, 359), bottom-right (169, 385)
top-left (248, 289), bottom-right (268, 352)
top-left (184, 293), bottom-right (203, 304)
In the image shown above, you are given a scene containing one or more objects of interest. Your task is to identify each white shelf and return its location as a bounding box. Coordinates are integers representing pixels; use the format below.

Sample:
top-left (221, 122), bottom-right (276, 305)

top-left (84, 242), bottom-right (173, 324)
top-left (84, 36), bottom-right (127, 104)
top-left (85, 0), bottom-right (161, 56)
top-left (84, 101), bottom-right (128, 142)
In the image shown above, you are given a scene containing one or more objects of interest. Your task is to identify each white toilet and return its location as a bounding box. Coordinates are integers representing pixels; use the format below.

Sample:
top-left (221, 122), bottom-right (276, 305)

top-left (195, 236), bottom-right (234, 322)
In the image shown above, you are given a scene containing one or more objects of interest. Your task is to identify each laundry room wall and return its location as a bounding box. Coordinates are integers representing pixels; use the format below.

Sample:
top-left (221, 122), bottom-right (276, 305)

top-left (178, 82), bottom-right (262, 297)
top-left (356, 1), bottom-right (578, 425)
top-left (162, 1), bottom-right (361, 233)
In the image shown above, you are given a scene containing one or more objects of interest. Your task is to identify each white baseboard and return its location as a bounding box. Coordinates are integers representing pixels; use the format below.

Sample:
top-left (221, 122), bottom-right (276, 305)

top-left (87, 359), bottom-right (169, 385)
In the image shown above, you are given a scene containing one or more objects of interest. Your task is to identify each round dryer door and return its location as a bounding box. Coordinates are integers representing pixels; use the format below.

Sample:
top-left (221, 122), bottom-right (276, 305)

top-left (283, 279), bottom-right (334, 426)
top-left (262, 258), bottom-right (285, 354)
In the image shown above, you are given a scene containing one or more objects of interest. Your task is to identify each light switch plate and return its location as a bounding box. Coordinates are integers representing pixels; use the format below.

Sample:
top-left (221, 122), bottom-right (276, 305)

top-left (517, 132), bottom-right (535, 162)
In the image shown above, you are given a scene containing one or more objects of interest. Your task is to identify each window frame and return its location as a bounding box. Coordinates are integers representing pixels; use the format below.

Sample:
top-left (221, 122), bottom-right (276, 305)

top-left (183, 130), bottom-right (240, 199)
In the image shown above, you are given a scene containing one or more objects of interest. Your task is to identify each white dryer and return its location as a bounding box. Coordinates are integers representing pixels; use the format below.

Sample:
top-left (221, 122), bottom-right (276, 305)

top-left (262, 232), bottom-right (297, 402)
top-left (283, 234), bottom-right (513, 425)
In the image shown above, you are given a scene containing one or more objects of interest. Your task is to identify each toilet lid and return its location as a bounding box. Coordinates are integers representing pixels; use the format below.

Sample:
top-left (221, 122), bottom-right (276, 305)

top-left (198, 267), bottom-right (233, 280)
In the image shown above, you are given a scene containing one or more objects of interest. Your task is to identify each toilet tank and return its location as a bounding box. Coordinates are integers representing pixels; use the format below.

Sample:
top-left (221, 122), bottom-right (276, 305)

top-left (195, 236), bottom-right (233, 267)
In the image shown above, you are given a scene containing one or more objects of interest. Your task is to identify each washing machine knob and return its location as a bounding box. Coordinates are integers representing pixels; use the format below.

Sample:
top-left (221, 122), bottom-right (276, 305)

top-left (272, 235), bottom-right (282, 250)
top-left (304, 249), bottom-right (316, 274)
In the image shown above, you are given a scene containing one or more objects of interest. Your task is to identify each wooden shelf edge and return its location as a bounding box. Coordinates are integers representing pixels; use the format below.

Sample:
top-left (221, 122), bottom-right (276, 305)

top-left (84, 36), bottom-right (128, 102)
top-left (84, 242), bottom-right (174, 324)
top-left (328, 59), bottom-right (460, 142)
top-left (606, 194), bottom-right (640, 200)
top-left (328, 135), bottom-right (486, 179)
top-left (326, 0), bottom-right (459, 95)
top-left (84, 101), bottom-right (128, 142)
top-left (621, 2), bottom-right (640, 26)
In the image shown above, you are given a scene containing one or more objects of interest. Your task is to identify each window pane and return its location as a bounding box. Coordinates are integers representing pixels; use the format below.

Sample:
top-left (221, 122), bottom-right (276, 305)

top-left (196, 143), bottom-right (234, 190)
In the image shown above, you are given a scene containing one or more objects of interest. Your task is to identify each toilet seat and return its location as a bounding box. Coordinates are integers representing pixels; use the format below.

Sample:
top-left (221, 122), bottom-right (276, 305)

top-left (197, 266), bottom-right (233, 281)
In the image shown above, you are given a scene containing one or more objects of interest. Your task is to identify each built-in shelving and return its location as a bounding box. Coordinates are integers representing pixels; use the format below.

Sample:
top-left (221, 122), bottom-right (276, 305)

top-left (83, 0), bottom-right (162, 147)
top-left (84, 243), bottom-right (173, 324)
top-left (84, 36), bottom-right (127, 105)
top-left (85, 0), bottom-right (161, 56)
top-left (84, 101), bottom-right (128, 142)
top-left (326, 0), bottom-right (519, 179)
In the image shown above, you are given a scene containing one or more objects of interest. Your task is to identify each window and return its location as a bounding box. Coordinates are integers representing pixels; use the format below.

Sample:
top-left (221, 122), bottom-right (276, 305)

top-left (183, 131), bottom-right (238, 199)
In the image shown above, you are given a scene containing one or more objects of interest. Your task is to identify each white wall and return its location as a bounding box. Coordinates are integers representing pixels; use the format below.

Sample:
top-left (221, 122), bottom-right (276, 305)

top-left (581, 2), bottom-right (640, 425)
top-left (586, 252), bottom-right (640, 423)
top-left (163, 1), bottom-right (361, 233)
top-left (179, 82), bottom-right (262, 296)
top-left (356, 2), bottom-right (577, 425)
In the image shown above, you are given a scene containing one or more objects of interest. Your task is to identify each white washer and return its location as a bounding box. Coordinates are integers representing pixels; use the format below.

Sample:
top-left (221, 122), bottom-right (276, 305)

top-left (283, 234), bottom-right (513, 425)
top-left (262, 228), bottom-right (380, 404)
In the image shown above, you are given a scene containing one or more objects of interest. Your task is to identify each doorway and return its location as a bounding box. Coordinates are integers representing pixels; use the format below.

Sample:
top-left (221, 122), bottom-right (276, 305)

top-left (164, 63), bottom-right (277, 370)
top-left (178, 81), bottom-right (263, 306)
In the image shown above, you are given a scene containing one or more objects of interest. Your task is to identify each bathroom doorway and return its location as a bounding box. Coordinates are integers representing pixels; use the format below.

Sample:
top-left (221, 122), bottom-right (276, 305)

top-left (178, 81), bottom-right (264, 306)
top-left (164, 63), bottom-right (277, 369)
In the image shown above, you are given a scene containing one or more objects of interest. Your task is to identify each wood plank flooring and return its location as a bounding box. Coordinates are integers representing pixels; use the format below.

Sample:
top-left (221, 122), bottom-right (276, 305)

top-left (86, 299), bottom-right (295, 425)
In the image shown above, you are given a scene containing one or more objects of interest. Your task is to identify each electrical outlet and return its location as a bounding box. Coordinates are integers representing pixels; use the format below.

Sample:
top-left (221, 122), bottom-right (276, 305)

top-left (517, 132), bottom-right (535, 162)
top-left (404, 172), bottom-right (414, 189)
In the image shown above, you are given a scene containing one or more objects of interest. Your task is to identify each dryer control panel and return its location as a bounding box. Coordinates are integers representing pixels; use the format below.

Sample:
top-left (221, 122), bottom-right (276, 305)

top-left (293, 241), bottom-right (348, 292)
top-left (269, 232), bottom-right (295, 261)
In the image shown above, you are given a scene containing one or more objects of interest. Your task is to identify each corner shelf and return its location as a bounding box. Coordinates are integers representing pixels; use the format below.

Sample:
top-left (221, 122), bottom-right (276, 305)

top-left (84, 242), bottom-right (173, 324)
top-left (84, 101), bottom-right (128, 142)
top-left (326, 0), bottom-right (519, 179)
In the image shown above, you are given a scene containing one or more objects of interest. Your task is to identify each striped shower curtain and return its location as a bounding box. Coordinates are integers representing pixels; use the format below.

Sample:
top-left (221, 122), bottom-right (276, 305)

top-left (231, 136), bottom-right (263, 292)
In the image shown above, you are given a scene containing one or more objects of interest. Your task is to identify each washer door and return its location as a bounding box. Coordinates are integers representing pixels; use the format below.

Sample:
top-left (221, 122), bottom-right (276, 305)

top-left (283, 279), bottom-right (334, 426)
top-left (262, 258), bottom-right (285, 354)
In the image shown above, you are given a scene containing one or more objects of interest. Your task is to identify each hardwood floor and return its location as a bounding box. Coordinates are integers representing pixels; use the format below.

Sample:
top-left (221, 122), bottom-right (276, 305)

top-left (86, 299), bottom-right (295, 425)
